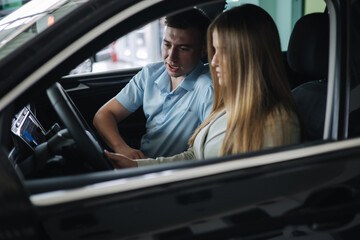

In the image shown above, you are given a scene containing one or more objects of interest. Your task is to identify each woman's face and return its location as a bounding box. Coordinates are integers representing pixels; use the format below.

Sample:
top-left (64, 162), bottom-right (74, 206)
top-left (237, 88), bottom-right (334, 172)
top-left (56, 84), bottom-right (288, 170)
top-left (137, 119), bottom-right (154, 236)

top-left (211, 29), bottom-right (224, 85)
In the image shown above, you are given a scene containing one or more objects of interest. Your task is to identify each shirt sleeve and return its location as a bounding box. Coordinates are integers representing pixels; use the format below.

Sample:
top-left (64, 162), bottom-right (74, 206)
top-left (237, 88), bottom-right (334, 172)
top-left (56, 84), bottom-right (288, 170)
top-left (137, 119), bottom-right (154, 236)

top-left (136, 147), bottom-right (196, 166)
top-left (115, 68), bottom-right (146, 112)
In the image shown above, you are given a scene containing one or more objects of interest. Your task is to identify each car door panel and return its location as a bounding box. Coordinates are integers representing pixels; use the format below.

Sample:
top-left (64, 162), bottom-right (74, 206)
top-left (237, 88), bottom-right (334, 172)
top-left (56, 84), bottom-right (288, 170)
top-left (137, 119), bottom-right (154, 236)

top-left (30, 138), bottom-right (360, 239)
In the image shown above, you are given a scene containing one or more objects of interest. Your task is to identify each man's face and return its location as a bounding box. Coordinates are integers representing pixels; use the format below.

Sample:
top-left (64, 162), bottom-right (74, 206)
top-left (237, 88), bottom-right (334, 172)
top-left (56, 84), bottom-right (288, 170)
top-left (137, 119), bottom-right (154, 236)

top-left (162, 26), bottom-right (204, 81)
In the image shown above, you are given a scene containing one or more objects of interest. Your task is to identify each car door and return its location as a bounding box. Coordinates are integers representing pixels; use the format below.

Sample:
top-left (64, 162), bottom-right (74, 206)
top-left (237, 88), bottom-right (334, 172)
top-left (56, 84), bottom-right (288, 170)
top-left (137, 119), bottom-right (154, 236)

top-left (1, 0), bottom-right (360, 239)
top-left (30, 0), bottom-right (360, 239)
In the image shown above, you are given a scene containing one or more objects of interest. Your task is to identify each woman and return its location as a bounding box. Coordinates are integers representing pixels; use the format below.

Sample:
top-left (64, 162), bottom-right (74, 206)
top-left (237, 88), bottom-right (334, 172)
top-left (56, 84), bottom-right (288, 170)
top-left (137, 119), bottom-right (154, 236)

top-left (106, 4), bottom-right (303, 168)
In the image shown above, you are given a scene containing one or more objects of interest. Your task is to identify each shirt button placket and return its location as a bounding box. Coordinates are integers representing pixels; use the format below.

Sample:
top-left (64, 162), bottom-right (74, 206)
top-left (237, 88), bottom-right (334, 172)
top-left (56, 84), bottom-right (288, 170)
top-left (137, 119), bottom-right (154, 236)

top-left (162, 94), bottom-right (171, 121)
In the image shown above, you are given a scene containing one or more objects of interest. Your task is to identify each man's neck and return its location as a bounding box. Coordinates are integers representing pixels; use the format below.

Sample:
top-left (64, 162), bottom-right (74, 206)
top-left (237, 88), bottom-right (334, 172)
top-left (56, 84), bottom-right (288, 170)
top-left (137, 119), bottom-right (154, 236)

top-left (170, 76), bottom-right (185, 91)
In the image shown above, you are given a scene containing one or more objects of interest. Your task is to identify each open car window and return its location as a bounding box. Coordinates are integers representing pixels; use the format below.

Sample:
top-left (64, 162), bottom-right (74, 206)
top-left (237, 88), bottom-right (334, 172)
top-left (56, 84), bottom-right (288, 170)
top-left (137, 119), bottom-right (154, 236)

top-left (73, 0), bottom-right (328, 75)
top-left (90, 19), bottom-right (163, 73)
top-left (3, 0), bottom-right (332, 177)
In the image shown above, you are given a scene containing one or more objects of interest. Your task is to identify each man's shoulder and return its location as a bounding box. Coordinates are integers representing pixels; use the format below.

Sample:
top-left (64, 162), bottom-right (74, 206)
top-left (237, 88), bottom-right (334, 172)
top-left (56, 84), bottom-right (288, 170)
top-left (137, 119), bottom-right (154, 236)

top-left (142, 61), bottom-right (166, 75)
top-left (133, 62), bottom-right (166, 85)
top-left (194, 63), bottom-right (212, 88)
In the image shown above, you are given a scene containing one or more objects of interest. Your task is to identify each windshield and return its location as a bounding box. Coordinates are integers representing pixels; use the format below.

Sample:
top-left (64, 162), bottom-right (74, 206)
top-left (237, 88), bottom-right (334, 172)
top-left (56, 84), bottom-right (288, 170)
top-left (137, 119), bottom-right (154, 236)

top-left (0, 0), bottom-right (87, 61)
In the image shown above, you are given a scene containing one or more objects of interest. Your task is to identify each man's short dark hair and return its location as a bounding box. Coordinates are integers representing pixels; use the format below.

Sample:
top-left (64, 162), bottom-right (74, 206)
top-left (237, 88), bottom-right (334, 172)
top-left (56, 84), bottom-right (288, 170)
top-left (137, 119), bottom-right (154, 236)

top-left (165, 8), bottom-right (211, 44)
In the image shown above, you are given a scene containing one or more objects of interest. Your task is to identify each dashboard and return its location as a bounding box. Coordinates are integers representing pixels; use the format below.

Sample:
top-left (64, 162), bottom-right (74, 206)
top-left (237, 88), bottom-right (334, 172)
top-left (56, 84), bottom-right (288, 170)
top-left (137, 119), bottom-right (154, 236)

top-left (9, 106), bottom-right (81, 178)
top-left (11, 107), bottom-right (46, 150)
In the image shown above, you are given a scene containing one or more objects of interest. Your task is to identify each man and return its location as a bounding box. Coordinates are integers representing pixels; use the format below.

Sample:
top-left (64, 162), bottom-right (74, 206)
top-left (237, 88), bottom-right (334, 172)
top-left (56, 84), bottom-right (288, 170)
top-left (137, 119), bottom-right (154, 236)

top-left (93, 9), bottom-right (213, 159)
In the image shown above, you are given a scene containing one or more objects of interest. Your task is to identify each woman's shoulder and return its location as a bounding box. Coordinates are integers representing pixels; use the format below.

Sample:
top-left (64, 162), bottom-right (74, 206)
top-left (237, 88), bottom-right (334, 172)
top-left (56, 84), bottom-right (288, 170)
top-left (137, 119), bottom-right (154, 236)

top-left (266, 107), bottom-right (299, 127)
top-left (262, 107), bottom-right (301, 148)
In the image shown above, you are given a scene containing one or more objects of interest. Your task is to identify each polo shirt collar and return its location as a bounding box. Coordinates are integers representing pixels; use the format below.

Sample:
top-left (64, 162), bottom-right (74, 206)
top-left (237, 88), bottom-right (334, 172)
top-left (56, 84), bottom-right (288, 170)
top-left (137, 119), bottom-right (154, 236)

top-left (155, 61), bottom-right (204, 93)
top-left (179, 61), bottom-right (204, 92)
top-left (155, 69), bottom-right (171, 94)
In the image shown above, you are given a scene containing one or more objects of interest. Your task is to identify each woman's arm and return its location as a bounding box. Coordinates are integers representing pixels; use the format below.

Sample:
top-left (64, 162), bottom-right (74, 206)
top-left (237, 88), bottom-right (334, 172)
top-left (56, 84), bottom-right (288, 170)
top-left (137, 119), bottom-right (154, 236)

top-left (136, 147), bottom-right (196, 167)
top-left (104, 148), bottom-right (196, 169)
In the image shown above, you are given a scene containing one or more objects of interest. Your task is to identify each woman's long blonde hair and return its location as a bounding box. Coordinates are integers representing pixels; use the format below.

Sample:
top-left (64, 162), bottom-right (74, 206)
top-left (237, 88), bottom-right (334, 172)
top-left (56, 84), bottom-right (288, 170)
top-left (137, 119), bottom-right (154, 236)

top-left (189, 4), bottom-right (302, 155)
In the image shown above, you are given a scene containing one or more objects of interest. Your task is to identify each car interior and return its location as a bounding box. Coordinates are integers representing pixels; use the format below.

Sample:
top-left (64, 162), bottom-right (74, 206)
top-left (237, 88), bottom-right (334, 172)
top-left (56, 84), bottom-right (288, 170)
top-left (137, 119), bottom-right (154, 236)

top-left (4, 0), bottom-right (359, 197)
top-left (2, 0), bottom-right (360, 239)
top-left (288, 12), bottom-right (329, 140)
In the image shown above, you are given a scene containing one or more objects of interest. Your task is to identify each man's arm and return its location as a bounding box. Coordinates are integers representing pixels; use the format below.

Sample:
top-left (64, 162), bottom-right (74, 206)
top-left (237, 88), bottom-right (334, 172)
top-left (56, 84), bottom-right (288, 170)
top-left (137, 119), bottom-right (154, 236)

top-left (93, 98), bottom-right (146, 159)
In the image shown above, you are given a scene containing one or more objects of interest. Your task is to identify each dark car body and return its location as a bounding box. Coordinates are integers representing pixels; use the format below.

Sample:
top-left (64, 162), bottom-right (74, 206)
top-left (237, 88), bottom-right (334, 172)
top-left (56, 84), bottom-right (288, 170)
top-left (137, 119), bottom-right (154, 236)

top-left (0, 0), bottom-right (360, 239)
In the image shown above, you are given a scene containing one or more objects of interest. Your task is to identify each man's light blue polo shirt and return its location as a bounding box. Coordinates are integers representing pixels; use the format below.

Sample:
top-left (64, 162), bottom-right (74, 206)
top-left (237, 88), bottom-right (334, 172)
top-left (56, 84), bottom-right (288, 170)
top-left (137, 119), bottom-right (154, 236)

top-left (116, 61), bottom-right (214, 158)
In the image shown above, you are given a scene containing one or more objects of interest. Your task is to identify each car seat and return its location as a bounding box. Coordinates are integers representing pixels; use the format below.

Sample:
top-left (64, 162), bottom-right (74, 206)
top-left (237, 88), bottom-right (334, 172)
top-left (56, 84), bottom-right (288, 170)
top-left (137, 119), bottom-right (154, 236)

top-left (287, 13), bottom-right (329, 141)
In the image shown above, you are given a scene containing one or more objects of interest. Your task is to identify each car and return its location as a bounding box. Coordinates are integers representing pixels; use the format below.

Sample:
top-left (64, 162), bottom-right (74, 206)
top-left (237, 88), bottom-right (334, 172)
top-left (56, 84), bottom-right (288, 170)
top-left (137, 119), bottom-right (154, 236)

top-left (0, 0), bottom-right (359, 239)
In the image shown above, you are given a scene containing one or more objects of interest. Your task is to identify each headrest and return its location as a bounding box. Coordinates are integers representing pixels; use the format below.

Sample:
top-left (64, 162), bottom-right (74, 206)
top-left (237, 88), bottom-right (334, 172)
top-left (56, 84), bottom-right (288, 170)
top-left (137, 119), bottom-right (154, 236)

top-left (287, 13), bottom-right (329, 80)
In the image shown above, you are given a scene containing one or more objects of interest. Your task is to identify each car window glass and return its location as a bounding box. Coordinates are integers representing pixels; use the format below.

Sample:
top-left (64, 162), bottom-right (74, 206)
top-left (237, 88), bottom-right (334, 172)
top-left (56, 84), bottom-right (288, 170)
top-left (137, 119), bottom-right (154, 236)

top-left (225, 0), bottom-right (325, 51)
top-left (225, 0), bottom-right (302, 51)
top-left (81, 0), bottom-right (305, 74)
top-left (81, 19), bottom-right (164, 74)
top-left (80, 0), bottom-right (328, 74)
top-left (303, 0), bottom-right (326, 14)
top-left (0, 0), bottom-right (86, 61)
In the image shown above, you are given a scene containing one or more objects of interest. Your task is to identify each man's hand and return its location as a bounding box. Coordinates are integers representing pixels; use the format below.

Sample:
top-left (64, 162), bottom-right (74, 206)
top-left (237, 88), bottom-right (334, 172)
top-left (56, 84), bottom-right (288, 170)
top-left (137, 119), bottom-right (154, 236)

top-left (104, 150), bottom-right (138, 169)
top-left (117, 146), bottom-right (146, 159)
top-left (94, 99), bottom-right (146, 159)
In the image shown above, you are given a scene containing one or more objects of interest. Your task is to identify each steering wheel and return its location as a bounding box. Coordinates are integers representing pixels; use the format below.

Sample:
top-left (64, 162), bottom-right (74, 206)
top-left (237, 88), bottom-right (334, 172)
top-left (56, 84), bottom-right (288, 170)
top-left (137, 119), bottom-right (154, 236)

top-left (46, 82), bottom-right (113, 171)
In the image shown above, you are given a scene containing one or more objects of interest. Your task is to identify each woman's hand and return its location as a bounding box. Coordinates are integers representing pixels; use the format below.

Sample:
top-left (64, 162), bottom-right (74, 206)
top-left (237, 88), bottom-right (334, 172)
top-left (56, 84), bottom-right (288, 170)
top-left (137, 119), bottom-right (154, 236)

top-left (104, 150), bottom-right (138, 169)
top-left (114, 145), bottom-right (147, 159)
